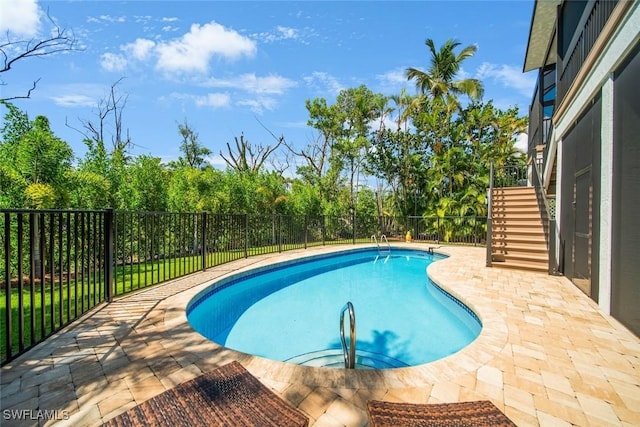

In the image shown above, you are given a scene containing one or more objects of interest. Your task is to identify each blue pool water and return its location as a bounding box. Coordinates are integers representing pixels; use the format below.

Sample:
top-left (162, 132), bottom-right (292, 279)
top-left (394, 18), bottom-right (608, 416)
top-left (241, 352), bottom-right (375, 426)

top-left (187, 248), bottom-right (481, 368)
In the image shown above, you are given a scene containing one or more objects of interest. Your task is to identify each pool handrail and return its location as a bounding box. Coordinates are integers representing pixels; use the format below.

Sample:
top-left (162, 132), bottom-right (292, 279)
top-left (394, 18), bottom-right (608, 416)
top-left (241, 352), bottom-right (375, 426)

top-left (340, 302), bottom-right (356, 369)
top-left (371, 234), bottom-right (391, 254)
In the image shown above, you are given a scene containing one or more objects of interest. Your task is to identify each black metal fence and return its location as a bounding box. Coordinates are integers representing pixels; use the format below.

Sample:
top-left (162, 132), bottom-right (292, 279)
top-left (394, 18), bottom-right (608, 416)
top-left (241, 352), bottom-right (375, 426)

top-left (1, 209), bottom-right (486, 364)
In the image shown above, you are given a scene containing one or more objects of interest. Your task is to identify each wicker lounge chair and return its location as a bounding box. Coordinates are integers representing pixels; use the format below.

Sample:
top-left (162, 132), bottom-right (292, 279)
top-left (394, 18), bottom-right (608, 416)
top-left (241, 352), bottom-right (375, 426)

top-left (367, 399), bottom-right (516, 427)
top-left (103, 360), bottom-right (308, 427)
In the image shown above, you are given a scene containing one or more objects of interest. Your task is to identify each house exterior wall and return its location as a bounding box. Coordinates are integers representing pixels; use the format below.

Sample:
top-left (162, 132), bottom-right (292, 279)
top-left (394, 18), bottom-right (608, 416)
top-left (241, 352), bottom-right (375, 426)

top-left (538, 1), bottom-right (639, 335)
top-left (611, 44), bottom-right (640, 335)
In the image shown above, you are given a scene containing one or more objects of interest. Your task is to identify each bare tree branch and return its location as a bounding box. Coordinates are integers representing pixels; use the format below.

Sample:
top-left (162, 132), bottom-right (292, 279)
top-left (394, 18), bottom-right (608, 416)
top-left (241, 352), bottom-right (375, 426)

top-left (66, 78), bottom-right (133, 155)
top-left (220, 132), bottom-right (284, 174)
top-left (0, 10), bottom-right (80, 101)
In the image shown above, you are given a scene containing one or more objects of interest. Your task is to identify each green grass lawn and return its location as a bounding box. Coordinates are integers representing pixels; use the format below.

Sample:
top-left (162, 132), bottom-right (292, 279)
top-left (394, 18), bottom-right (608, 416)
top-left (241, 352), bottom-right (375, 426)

top-left (1, 238), bottom-right (370, 363)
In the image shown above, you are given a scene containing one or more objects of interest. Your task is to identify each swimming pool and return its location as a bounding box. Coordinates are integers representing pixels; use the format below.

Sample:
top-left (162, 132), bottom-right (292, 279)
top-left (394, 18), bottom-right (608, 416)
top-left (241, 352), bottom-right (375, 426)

top-left (187, 248), bottom-right (481, 369)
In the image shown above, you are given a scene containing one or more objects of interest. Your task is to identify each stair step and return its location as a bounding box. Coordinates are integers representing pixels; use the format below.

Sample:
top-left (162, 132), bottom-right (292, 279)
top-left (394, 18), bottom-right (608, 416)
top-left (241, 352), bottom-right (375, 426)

top-left (498, 252), bottom-right (548, 263)
top-left (493, 187), bottom-right (536, 194)
top-left (491, 258), bottom-right (549, 273)
top-left (492, 236), bottom-right (547, 244)
top-left (489, 186), bottom-right (550, 273)
top-left (492, 206), bottom-right (540, 212)
top-left (491, 241), bottom-right (547, 254)
top-left (492, 213), bottom-right (542, 220)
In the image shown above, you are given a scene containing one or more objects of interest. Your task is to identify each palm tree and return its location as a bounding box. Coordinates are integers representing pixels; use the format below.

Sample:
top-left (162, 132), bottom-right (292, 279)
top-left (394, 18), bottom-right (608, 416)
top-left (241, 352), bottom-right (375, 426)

top-left (406, 38), bottom-right (484, 103)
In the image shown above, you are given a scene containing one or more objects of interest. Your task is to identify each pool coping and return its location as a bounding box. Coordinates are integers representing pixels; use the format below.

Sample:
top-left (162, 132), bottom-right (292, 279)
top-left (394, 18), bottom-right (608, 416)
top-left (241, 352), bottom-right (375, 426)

top-left (165, 244), bottom-right (509, 390)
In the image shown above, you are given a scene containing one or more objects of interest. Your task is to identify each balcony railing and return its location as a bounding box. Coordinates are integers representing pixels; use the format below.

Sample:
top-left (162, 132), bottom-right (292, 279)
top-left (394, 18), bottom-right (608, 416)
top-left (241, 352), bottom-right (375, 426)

top-left (557, 0), bottom-right (618, 104)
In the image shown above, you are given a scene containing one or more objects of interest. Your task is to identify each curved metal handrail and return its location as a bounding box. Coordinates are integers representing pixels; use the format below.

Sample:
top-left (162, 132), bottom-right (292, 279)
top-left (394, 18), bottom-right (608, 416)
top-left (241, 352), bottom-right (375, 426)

top-left (340, 302), bottom-right (356, 369)
top-left (380, 234), bottom-right (391, 253)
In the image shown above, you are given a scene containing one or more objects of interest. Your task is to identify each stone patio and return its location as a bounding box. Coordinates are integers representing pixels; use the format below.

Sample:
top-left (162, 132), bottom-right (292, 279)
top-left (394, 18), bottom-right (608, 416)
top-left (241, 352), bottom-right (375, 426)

top-left (1, 244), bottom-right (639, 426)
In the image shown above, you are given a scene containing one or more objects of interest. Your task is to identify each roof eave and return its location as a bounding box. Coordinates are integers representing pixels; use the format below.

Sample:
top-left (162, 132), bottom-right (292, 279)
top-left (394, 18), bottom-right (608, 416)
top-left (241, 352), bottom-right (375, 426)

top-left (523, 0), bottom-right (561, 72)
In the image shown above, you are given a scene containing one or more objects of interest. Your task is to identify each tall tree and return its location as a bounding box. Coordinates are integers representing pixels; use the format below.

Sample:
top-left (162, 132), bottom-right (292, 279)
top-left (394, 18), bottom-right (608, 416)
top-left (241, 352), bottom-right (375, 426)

top-left (0, 111), bottom-right (73, 208)
top-left (406, 38), bottom-right (484, 103)
top-left (175, 119), bottom-right (211, 169)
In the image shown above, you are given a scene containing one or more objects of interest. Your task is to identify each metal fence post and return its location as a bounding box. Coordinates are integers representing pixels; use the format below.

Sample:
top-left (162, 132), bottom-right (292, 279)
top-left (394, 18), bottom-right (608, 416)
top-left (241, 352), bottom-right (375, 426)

top-left (278, 214), bottom-right (283, 253)
top-left (201, 212), bottom-right (207, 270)
top-left (352, 211), bottom-right (356, 245)
top-left (244, 214), bottom-right (249, 258)
top-left (322, 216), bottom-right (326, 246)
top-left (304, 215), bottom-right (308, 249)
top-left (4, 212), bottom-right (12, 360)
top-left (104, 208), bottom-right (114, 302)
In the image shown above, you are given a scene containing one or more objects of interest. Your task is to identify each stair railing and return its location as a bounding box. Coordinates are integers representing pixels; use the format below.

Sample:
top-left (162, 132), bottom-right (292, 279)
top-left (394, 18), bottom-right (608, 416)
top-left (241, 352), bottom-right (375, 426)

top-left (531, 150), bottom-right (559, 275)
top-left (486, 160), bottom-right (494, 267)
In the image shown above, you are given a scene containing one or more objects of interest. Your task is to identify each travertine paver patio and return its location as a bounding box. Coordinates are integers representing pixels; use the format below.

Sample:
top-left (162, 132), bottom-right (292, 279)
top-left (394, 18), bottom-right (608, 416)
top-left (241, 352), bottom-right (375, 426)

top-left (1, 244), bottom-right (639, 426)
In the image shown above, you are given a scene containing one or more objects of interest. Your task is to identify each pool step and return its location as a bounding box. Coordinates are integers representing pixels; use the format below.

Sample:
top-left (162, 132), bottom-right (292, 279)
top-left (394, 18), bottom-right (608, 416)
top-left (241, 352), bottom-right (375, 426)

top-left (285, 349), bottom-right (409, 369)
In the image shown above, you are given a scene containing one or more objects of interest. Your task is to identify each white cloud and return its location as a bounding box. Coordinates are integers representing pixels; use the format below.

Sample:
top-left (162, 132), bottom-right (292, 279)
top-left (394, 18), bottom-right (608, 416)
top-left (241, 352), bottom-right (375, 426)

top-left (203, 73), bottom-right (297, 94)
top-left (49, 83), bottom-right (108, 107)
top-left (155, 21), bottom-right (256, 73)
top-left (167, 92), bottom-right (231, 109)
top-left (237, 96), bottom-right (277, 114)
top-left (100, 52), bottom-right (128, 72)
top-left (476, 63), bottom-right (536, 97)
top-left (277, 26), bottom-right (297, 39)
top-left (123, 39), bottom-right (156, 61)
top-left (194, 93), bottom-right (231, 108)
top-left (303, 71), bottom-right (344, 95)
top-left (51, 94), bottom-right (96, 107)
top-left (0, 0), bottom-right (41, 36)
top-left (100, 22), bottom-right (255, 74)
top-left (377, 68), bottom-right (407, 86)
top-left (98, 15), bottom-right (126, 23)
top-left (258, 25), bottom-right (301, 43)
top-left (162, 17), bottom-right (179, 22)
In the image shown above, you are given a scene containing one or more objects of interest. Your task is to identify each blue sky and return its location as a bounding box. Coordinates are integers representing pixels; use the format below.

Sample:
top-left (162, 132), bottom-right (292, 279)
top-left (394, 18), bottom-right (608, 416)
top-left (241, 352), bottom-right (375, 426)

top-left (1, 0), bottom-right (536, 167)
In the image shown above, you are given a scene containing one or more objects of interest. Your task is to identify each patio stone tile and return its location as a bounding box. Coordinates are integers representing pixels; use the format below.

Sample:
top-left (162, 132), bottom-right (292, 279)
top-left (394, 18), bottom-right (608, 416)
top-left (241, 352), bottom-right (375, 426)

top-left (428, 380), bottom-right (461, 403)
top-left (345, 387), bottom-right (387, 412)
top-left (536, 410), bottom-right (574, 427)
top-left (56, 404), bottom-right (102, 427)
top-left (1, 245), bottom-right (639, 427)
top-left (75, 375), bottom-right (109, 403)
top-left (1, 384), bottom-right (39, 408)
top-left (160, 363), bottom-right (202, 388)
top-left (533, 394), bottom-right (588, 426)
top-left (311, 412), bottom-right (344, 427)
top-left (100, 401), bottom-right (138, 425)
top-left (576, 392), bottom-right (622, 425)
top-left (324, 396), bottom-right (368, 426)
top-left (503, 406), bottom-right (539, 427)
top-left (97, 389), bottom-right (135, 418)
top-left (2, 397), bottom-right (41, 427)
top-left (298, 387), bottom-right (340, 421)
top-left (474, 379), bottom-right (504, 405)
top-left (541, 369), bottom-right (574, 395)
top-left (126, 374), bottom-right (166, 403)
top-left (281, 381), bottom-right (315, 406)
top-left (21, 364), bottom-right (70, 389)
top-left (503, 383), bottom-right (536, 416)
top-left (614, 403), bottom-right (640, 426)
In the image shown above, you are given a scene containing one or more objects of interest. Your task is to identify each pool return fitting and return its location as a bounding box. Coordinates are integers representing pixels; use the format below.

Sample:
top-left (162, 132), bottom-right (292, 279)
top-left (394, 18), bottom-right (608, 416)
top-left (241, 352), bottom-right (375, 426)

top-left (340, 302), bottom-right (356, 369)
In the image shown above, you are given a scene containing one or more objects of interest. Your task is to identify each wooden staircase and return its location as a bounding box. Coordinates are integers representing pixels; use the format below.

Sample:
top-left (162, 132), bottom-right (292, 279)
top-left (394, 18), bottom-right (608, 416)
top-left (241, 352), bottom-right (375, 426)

top-left (490, 187), bottom-right (548, 273)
